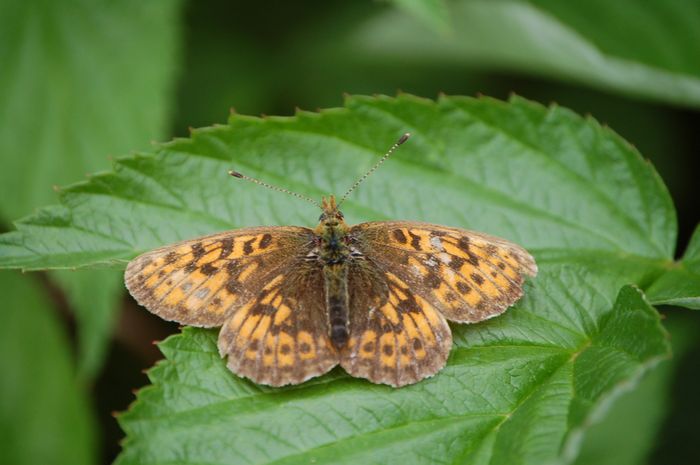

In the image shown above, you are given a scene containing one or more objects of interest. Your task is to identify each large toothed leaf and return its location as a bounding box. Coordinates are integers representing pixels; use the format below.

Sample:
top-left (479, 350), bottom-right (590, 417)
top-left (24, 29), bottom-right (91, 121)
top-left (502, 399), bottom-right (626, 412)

top-left (574, 315), bottom-right (695, 465)
top-left (115, 269), bottom-right (668, 465)
top-left (374, 0), bottom-right (700, 108)
top-left (0, 95), bottom-right (686, 305)
top-left (646, 225), bottom-right (700, 309)
top-left (0, 94), bottom-right (689, 463)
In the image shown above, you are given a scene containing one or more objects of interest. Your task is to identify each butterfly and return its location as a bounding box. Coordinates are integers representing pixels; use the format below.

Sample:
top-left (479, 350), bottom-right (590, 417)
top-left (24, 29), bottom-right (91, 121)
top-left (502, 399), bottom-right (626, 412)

top-left (125, 133), bottom-right (537, 387)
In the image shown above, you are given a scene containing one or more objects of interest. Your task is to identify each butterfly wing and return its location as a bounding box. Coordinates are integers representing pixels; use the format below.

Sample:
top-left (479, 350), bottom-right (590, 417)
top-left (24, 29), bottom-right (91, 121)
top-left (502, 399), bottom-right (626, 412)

top-left (349, 221), bottom-right (537, 324)
top-left (340, 260), bottom-right (452, 387)
top-left (125, 226), bottom-right (315, 327)
top-left (218, 262), bottom-right (339, 386)
top-left (125, 226), bottom-right (339, 386)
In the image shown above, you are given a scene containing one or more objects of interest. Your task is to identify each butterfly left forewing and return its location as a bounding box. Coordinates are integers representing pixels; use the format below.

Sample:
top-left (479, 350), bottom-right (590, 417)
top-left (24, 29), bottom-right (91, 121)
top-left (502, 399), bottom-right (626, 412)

top-left (350, 221), bottom-right (537, 324)
top-left (124, 226), bottom-right (313, 327)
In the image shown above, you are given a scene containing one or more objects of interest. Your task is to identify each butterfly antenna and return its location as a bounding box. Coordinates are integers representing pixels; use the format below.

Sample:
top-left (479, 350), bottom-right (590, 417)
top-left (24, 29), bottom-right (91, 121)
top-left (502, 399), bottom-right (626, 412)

top-left (337, 133), bottom-right (411, 207)
top-left (228, 170), bottom-right (321, 208)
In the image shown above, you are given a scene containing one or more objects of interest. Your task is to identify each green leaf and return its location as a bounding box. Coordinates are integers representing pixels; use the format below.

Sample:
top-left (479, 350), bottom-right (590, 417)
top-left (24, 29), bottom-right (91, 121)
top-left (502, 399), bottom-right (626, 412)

top-left (0, 0), bottom-right (183, 376)
top-left (574, 314), bottom-right (695, 465)
top-left (0, 0), bottom-right (181, 220)
top-left (0, 271), bottom-right (94, 465)
top-left (389, 0), bottom-right (451, 33)
top-left (363, 0), bottom-right (700, 108)
top-left (115, 269), bottom-right (668, 465)
top-left (646, 225), bottom-right (700, 309)
top-left (51, 269), bottom-right (125, 377)
top-left (0, 94), bottom-right (689, 462)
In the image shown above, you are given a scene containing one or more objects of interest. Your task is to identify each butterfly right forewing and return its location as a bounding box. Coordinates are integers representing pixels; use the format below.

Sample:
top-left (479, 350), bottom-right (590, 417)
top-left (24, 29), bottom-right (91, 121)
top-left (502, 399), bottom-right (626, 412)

top-left (350, 221), bottom-right (537, 324)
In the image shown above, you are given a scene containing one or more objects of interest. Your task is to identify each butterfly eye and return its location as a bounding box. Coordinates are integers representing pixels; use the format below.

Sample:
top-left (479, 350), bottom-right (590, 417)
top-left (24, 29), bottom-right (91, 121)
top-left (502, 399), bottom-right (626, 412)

top-left (318, 213), bottom-right (325, 221)
top-left (336, 211), bottom-right (344, 219)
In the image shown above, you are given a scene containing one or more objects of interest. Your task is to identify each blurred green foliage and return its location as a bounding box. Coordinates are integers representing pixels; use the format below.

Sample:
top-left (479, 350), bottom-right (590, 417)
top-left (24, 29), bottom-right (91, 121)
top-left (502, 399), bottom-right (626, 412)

top-left (0, 0), bottom-right (182, 379)
top-left (0, 0), bottom-right (182, 463)
top-left (0, 271), bottom-right (94, 465)
top-left (0, 1), bottom-right (698, 464)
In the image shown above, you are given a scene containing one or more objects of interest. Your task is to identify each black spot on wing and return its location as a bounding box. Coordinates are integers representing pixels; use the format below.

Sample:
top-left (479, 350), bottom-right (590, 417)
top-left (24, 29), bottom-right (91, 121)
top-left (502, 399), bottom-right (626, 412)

top-left (448, 256), bottom-right (465, 271)
top-left (259, 233), bottom-right (273, 249)
top-left (225, 279), bottom-right (237, 295)
top-left (392, 229), bottom-right (408, 244)
top-left (243, 238), bottom-right (255, 255)
top-left (191, 243), bottom-right (205, 260)
top-left (424, 271), bottom-right (441, 289)
top-left (408, 231), bottom-right (422, 250)
top-left (456, 237), bottom-right (471, 251)
top-left (200, 263), bottom-right (219, 276)
top-left (456, 281), bottom-right (471, 294)
top-left (220, 238), bottom-right (234, 259)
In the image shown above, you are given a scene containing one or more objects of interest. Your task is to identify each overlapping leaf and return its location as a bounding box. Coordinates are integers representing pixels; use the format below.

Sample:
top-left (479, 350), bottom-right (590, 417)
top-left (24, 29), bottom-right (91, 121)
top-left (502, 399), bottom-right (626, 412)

top-left (374, 0), bottom-right (700, 108)
top-left (647, 225), bottom-right (700, 309)
top-left (574, 316), bottom-right (695, 465)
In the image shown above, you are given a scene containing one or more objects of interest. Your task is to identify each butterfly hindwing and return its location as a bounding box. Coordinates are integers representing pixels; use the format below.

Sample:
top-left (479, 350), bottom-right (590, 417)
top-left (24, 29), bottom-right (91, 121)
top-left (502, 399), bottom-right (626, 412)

top-left (350, 221), bottom-right (537, 324)
top-left (341, 260), bottom-right (452, 387)
top-left (218, 265), bottom-right (339, 386)
top-left (124, 226), bottom-right (314, 327)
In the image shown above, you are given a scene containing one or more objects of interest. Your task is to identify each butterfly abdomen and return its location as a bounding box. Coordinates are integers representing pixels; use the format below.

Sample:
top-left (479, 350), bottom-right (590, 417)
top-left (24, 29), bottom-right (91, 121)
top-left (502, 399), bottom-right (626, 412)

top-left (324, 264), bottom-right (350, 348)
top-left (317, 215), bottom-right (353, 348)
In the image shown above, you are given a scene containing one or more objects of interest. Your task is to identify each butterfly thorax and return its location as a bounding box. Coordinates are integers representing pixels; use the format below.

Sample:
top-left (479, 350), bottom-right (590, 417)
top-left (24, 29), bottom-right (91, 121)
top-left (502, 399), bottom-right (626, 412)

top-left (317, 220), bottom-right (350, 264)
top-left (314, 196), bottom-right (351, 265)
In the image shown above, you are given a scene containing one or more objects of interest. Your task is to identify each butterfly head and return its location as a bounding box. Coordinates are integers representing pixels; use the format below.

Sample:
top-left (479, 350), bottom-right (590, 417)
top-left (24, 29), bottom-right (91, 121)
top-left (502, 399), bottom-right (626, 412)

top-left (317, 195), bottom-right (346, 229)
